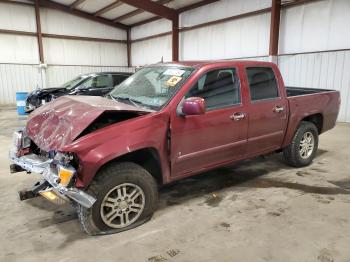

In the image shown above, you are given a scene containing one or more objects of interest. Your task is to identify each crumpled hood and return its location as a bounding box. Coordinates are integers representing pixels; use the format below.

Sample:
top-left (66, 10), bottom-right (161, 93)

top-left (26, 95), bottom-right (152, 151)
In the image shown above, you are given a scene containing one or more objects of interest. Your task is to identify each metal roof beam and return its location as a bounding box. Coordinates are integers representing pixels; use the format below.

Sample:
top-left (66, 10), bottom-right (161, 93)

top-left (176, 0), bottom-right (219, 13)
top-left (113, 0), bottom-right (173, 22)
top-left (128, 0), bottom-right (219, 27)
top-left (119, 0), bottom-right (177, 20)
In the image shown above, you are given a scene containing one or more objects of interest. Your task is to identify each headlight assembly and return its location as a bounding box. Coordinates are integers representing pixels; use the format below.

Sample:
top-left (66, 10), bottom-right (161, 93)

top-left (12, 129), bottom-right (31, 151)
top-left (54, 152), bottom-right (72, 165)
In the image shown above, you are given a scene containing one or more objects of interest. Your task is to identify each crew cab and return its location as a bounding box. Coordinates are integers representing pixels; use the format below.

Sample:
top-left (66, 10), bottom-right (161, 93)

top-left (9, 61), bottom-right (340, 235)
top-left (25, 72), bottom-right (132, 113)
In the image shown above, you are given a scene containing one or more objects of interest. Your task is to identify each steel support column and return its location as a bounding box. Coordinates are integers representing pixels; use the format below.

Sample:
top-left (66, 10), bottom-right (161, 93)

top-left (269, 0), bottom-right (281, 57)
top-left (127, 28), bottom-right (132, 66)
top-left (34, 0), bottom-right (44, 63)
top-left (172, 15), bottom-right (179, 61)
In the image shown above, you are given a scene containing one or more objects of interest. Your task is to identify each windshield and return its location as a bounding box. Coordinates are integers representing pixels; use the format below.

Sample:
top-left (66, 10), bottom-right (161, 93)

top-left (61, 75), bottom-right (89, 90)
top-left (109, 66), bottom-right (193, 110)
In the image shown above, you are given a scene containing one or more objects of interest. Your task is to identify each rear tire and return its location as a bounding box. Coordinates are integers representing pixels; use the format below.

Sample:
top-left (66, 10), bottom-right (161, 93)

top-left (283, 121), bottom-right (319, 167)
top-left (77, 162), bottom-right (158, 235)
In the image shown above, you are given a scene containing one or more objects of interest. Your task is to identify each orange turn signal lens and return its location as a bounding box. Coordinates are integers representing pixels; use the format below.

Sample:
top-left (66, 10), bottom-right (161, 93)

top-left (58, 166), bottom-right (75, 187)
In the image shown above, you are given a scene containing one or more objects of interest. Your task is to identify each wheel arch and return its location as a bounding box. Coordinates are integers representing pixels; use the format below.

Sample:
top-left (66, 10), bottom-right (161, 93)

top-left (94, 147), bottom-right (163, 186)
top-left (282, 112), bottom-right (323, 148)
top-left (301, 113), bottom-right (323, 134)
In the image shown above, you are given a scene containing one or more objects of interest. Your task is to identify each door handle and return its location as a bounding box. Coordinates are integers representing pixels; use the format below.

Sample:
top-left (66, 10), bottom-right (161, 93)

top-left (230, 112), bottom-right (245, 121)
top-left (273, 105), bottom-right (284, 113)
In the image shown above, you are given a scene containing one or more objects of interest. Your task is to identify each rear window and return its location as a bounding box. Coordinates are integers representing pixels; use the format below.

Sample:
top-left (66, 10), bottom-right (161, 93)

top-left (246, 67), bottom-right (279, 101)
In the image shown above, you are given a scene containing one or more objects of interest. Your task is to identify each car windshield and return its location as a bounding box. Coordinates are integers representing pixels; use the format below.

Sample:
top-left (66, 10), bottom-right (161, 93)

top-left (61, 75), bottom-right (89, 90)
top-left (109, 66), bottom-right (193, 110)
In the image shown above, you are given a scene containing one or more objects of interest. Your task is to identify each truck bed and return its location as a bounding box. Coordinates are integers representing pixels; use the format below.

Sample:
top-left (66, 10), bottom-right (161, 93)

top-left (286, 87), bottom-right (335, 97)
top-left (284, 87), bottom-right (340, 143)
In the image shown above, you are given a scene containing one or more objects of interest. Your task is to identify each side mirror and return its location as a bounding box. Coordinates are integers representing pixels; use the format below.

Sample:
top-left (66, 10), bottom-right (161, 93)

top-left (182, 97), bottom-right (206, 116)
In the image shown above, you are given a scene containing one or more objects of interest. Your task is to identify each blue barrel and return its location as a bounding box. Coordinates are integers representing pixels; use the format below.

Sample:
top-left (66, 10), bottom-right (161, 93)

top-left (16, 92), bottom-right (28, 115)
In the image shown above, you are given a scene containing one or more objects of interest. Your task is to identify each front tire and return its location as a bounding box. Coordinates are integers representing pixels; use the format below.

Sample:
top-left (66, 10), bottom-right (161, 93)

top-left (77, 162), bottom-right (158, 235)
top-left (283, 121), bottom-right (319, 167)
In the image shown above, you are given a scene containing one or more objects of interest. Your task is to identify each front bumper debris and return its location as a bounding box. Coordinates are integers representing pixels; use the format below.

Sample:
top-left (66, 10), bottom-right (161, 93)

top-left (9, 150), bottom-right (96, 208)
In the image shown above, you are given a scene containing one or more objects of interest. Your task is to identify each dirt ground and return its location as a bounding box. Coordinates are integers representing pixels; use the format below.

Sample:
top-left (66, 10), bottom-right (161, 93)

top-left (0, 106), bottom-right (350, 262)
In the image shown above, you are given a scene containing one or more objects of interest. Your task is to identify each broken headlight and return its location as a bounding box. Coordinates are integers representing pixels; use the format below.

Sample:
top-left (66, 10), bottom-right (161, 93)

top-left (12, 129), bottom-right (31, 151)
top-left (54, 152), bottom-right (73, 165)
top-left (54, 152), bottom-right (76, 187)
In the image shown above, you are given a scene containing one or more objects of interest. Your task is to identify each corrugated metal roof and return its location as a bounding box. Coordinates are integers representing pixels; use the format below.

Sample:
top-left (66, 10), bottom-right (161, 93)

top-left (101, 4), bottom-right (138, 20)
top-left (46, 0), bottom-right (206, 27)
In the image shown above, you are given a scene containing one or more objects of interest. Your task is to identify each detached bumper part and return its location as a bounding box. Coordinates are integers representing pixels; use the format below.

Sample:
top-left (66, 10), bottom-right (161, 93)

top-left (19, 180), bottom-right (50, 201)
top-left (10, 164), bottom-right (24, 173)
top-left (9, 150), bottom-right (96, 208)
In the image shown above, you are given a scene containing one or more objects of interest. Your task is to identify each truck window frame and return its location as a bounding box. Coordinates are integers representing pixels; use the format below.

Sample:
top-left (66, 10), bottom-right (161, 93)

top-left (183, 67), bottom-right (242, 112)
top-left (84, 74), bottom-right (113, 89)
top-left (244, 66), bottom-right (281, 103)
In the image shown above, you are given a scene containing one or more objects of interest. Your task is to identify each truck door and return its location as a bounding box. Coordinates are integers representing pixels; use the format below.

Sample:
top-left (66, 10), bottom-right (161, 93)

top-left (170, 68), bottom-right (248, 178)
top-left (245, 67), bottom-right (288, 155)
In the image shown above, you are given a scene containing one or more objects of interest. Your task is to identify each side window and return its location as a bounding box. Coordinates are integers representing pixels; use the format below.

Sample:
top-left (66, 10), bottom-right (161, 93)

top-left (246, 67), bottom-right (279, 101)
top-left (112, 74), bottom-right (129, 86)
top-left (185, 68), bottom-right (240, 110)
top-left (84, 75), bottom-right (112, 88)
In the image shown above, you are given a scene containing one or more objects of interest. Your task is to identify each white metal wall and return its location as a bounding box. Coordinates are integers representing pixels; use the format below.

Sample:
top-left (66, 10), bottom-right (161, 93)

top-left (278, 51), bottom-right (350, 122)
top-left (40, 8), bottom-right (126, 40)
top-left (131, 19), bottom-right (172, 66)
top-left (0, 64), bottom-right (42, 104)
top-left (278, 0), bottom-right (350, 122)
top-left (130, 0), bottom-right (272, 64)
top-left (41, 8), bottom-right (128, 66)
top-left (43, 39), bottom-right (127, 66)
top-left (0, 2), bottom-right (129, 105)
top-left (279, 0), bottom-right (350, 54)
top-left (180, 0), bottom-right (271, 60)
top-left (180, 13), bottom-right (270, 60)
top-left (132, 36), bottom-right (172, 66)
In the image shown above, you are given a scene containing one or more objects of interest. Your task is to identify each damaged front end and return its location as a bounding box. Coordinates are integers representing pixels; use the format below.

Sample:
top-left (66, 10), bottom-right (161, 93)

top-left (10, 95), bottom-right (153, 208)
top-left (9, 128), bottom-right (96, 208)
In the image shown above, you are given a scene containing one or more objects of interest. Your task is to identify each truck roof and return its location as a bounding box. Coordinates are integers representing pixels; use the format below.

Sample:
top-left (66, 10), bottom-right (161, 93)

top-left (151, 60), bottom-right (274, 69)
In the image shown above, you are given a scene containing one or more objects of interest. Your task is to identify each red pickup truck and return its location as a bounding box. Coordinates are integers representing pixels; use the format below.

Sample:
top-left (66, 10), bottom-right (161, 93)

top-left (10, 60), bottom-right (340, 235)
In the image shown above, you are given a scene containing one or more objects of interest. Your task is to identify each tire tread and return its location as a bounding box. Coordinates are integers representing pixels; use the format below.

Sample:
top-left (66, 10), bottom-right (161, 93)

top-left (78, 162), bottom-right (158, 235)
top-left (283, 121), bottom-right (319, 167)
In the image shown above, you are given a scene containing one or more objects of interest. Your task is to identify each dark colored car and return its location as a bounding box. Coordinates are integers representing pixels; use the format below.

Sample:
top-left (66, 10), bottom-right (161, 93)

top-left (10, 60), bottom-right (340, 235)
top-left (25, 72), bottom-right (132, 113)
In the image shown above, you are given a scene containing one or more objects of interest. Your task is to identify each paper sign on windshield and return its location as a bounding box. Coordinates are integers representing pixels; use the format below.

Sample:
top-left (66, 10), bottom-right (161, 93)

top-left (166, 76), bottom-right (182, 87)
top-left (163, 69), bottom-right (185, 76)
